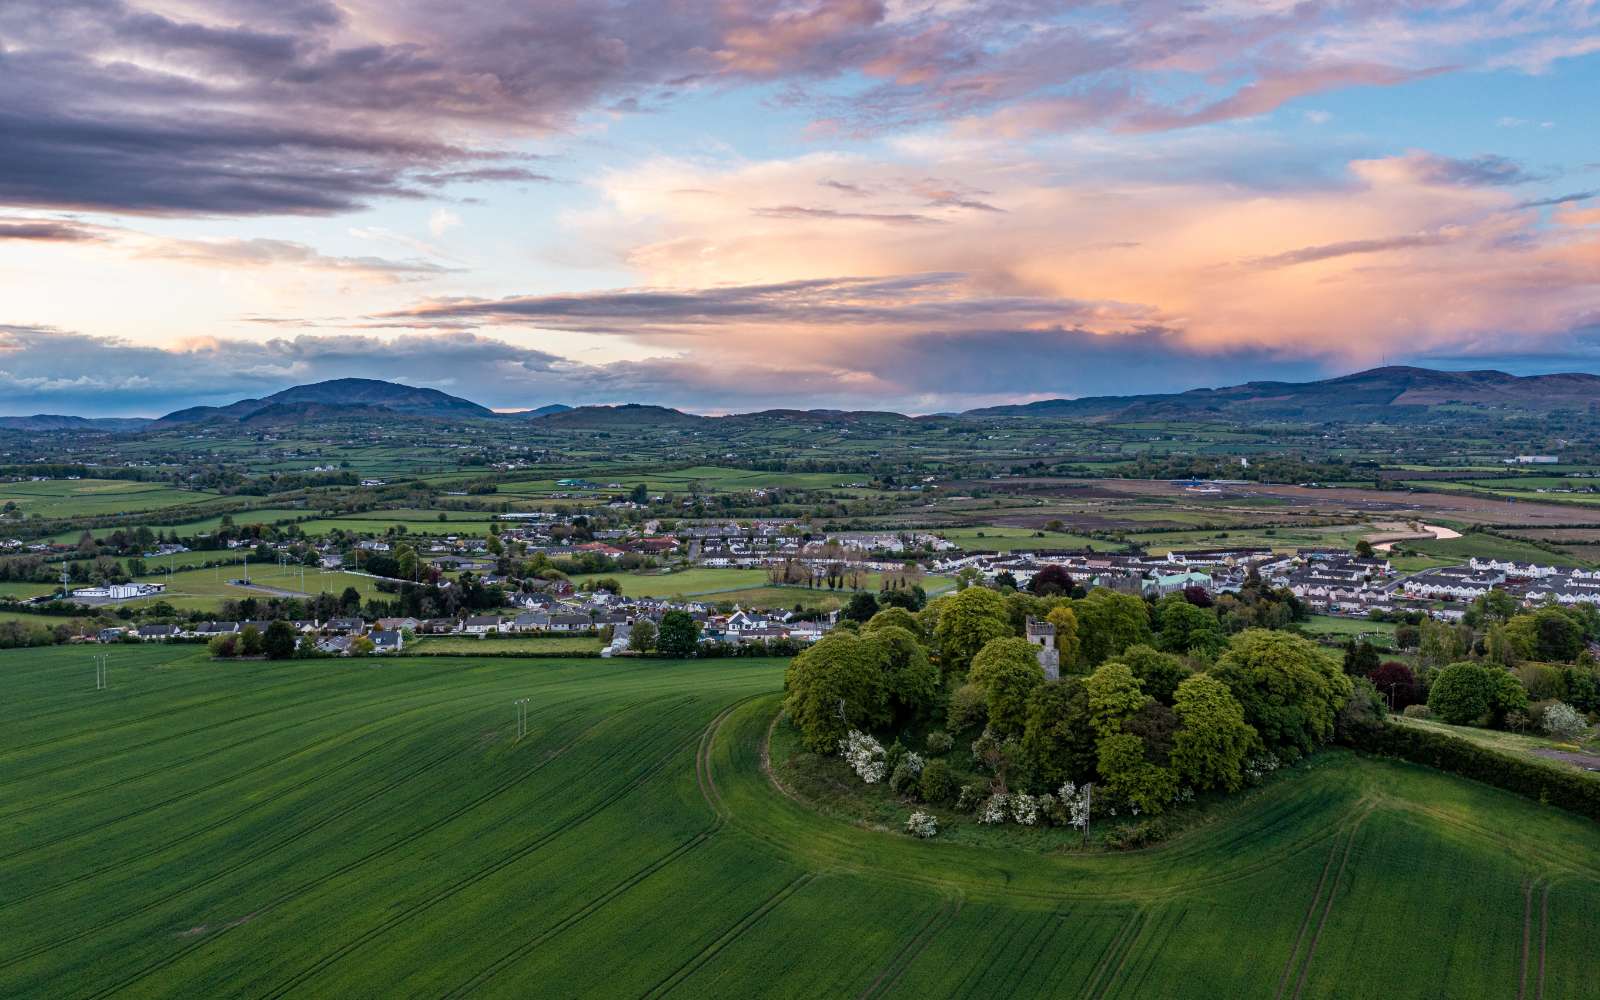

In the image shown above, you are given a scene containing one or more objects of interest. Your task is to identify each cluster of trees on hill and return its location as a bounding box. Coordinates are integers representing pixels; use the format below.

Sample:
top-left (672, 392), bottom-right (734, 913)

top-left (785, 581), bottom-right (1354, 826)
top-left (1342, 593), bottom-right (1600, 741)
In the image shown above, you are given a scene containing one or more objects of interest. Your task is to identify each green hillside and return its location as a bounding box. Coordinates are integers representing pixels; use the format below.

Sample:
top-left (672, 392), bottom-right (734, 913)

top-left (3, 647), bottom-right (1599, 997)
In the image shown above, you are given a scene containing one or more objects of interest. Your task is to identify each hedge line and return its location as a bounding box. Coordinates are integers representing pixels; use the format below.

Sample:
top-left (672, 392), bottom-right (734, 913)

top-left (401, 650), bottom-right (602, 659)
top-left (1348, 724), bottom-right (1600, 822)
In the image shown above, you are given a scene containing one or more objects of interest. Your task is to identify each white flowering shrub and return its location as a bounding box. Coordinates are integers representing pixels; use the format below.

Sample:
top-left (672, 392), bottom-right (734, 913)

top-left (1036, 793), bottom-right (1057, 824)
top-left (839, 730), bottom-right (887, 783)
top-left (955, 782), bottom-right (984, 813)
top-left (979, 793), bottom-right (1010, 825)
top-left (901, 751), bottom-right (925, 778)
top-left (1058, 781), bottom-right (1093, 831)
top-left (1543, 702), bottom-right (1591, 742)
top-left (1243, 753), bottom-right (1282, 785)
top-left (1173, 786), bottom-right (1195, 804)
top-left (905, 810), bottom-right (938, 839)
top-left (1010, 792), bottom-right (1039, 825)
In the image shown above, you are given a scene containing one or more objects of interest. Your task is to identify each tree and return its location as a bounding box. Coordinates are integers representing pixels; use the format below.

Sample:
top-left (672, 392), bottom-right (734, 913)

top-left (1211, 629), bottom-right (1352, 755)
top-left (932, 586), bottom-right (1013, 675)
top-left (1341, 640), bottom-right (1381, 677)
top-left (1354, 539), bottom-right (1375, 558)
top-left (1095, 732), bottom-right (1178, 815)
top-left (1171, 673), bottom-right (1257, 792)
top-left (1044, 605), bottom-right (1082, 672)
top-left (1485, 667), bottom-right (1529, 728)
top-left (264, 620), bottom-right (297, 660)
top-left (1085, 661), bottom-right (1150, 738)
top-left (657, 610), bottom-right (700, 657)
top-left (628, 619), bottom-right (657, 653)
top-left (339, 586), bottom-right (362, 613)
top-left (350, 635), bottom-right (375, 655)
top-left (1504, 609), bottom-right (1584, 664)
top-left (208, 633), bottom-right (238, 658)
top-left (1073, 589), bottom-right (1153, 667)
top-left (1472, 588), bottom-right (1519, 625)
top-left (1021, 678), bottom-right (1097, 788)
top-left (1369, 661), bottom-right (1418, 711)
top-left (1027, 564), bottom-right (1075, 597)
top-left (239, 625), bottom-right (263, 657)
top-left (1427, 661), bottom-right (1495, 725)
top-left (968, 637), bottom-right (1045, 735)
top-left (842, 591), bottom-right (879, 624)
top-left (783, 633), bottom-right (889, 751)
top-left (862, 606), bottom-right (921, 639)
top-left (1117, 644), bottom-right (1190, 705)
top-left (1156, 598), bottom-right (1224, 659)
top-left (865, 625), bottom-right (940, 723)
top-left (1417, 617), bottom-right (1468, 670)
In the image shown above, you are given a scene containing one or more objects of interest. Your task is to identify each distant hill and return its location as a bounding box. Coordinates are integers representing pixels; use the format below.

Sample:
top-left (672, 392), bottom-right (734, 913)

top-left (965, 366), bottom-right (1600, 421)
top-left (0, 414), bottom-right (153, 432)
top-left (530, 404), bottom-right (706, 428)
top-left (508, 403), bottom-right (572, 418)
top-left (154, 378), bottom-right (495, 426)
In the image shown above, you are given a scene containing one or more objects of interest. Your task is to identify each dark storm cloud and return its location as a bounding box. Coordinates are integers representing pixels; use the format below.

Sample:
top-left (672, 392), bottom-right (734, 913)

top-left (0, 0), bottom-right (1487, 218)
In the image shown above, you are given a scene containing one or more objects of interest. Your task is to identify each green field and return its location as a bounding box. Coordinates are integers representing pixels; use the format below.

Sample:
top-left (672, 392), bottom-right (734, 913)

top-left (5, 645), bottom-right (1600, 997)
top-left (0, 479), bottom-right (221, 518)
top-left (131, 564), bottom-right (389, 611)
top-left (935, 526), bottom-right (1124, 552)
top-left (415, 634), bottom-right (603, 654)
top-left (572, 568), bottom-right (955, 605)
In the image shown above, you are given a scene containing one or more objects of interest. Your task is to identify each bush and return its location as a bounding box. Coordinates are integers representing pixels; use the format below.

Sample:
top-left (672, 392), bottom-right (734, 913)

top-left (925, 730), bottom-right (954, 755)
top-left (890, 760), bottom-right (921, 795)
top-left (1543, 702), bottom-right (1591, 742)
top-left (954, 780), bottom-right (988, 813)
top-left (947, 683), bottom-right (988, 732)
top-left (905, 810), bottom-right (938, 839)
top-left (1402, 704), bottom-right (1432, 720)
top-left (919, 759), bottom-right (958, 805)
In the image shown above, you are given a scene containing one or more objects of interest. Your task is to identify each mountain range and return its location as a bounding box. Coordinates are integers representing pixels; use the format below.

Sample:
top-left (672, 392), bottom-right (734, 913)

top-left (0, 366), bottom-right (1595, 432)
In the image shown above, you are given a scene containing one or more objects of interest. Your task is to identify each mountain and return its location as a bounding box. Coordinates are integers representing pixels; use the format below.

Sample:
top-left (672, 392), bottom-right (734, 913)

top-left (530, 404), bottom-right (706, 428)
top-left (154, 378), bottom-right (495, 425)
top-left (516, 403), bottom-right (572, 418)
top-left (964, 367), bottom-right (1600, 421)
top-left (0, 414), bottom-right (153, 432)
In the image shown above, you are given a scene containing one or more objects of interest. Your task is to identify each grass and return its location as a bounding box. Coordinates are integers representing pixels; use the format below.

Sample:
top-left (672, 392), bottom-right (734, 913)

top-left (4, 645), bottom-right (1600, 997)
top-left (0, 478), bottom-right (221, 518)
top-left (935, 525), bottom-right (1125, 552)
top-left (130, 564), bottom-right (390, 611)
top-left (1299, 614), bottom-right (1399, 642)
top-left (571, 568), bottom-right (954, 603)
top-left (413, 634), bottom-right (603, 654)
top-left (1391, 714), bottom-right (1599, 774)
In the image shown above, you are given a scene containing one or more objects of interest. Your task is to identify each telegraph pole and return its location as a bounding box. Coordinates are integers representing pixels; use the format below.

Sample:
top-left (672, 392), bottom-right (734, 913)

top-left (1082, 782), bottom-right (1093, 848)
top-left (94, 653), bottom-right (107, 691)
top-left (514, 697), bottom-right (529, 740)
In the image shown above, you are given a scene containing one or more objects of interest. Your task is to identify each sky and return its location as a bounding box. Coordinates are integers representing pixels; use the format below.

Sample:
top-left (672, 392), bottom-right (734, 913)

top-left (2, 0), bottom-right (1599, 417)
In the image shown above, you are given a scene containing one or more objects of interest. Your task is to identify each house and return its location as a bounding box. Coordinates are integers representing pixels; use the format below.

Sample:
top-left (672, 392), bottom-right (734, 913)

top-left (602, 621), bottom-right (633, 658)
top-left (96, 627), bottom-right (126, 643)
top-left (463, 614), bottom-right (502, 635)
top-left (376, 617), bottom-right (420, 633)
top-left (1024, 617), bottom-right (1060, 681)
top-left (325, 617), bottom-right (366, 634)
top-left (316, 635), bottom-right (353, 656)
top-left (193, 621), bottom-right (240, 637)
top-left (136, 623), bottom-right (179, 641)
top-left (369, 629), bottom-right (405, 653)
top-left (547, 613), bottom-right (591, 632)
top-left (512, 611), bottom-right (550, 632)
top-left (420, 617), bottom-right (461, 635)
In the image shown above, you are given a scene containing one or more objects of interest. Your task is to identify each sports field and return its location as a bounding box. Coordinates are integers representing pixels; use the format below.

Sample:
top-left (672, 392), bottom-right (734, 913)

top-left (4, 646), bottom-right (1600, 997)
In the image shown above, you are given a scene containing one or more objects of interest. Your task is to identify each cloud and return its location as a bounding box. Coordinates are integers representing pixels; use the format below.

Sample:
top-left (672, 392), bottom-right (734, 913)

top-left (751, 205), bottom-right (939, 225)
top-left (4, 0), bottom-right (1592, 219)
top-left (1245, 231), bottom-right (1459, 268)
top-left (0, 219), bottom-right (102, 242)
top-left (1399, 153), bottom-right (1540, 187)
top-left (0, 323), bottom-right (1340, 417)
top-left (1517, 191), bottom-right (1597, 210)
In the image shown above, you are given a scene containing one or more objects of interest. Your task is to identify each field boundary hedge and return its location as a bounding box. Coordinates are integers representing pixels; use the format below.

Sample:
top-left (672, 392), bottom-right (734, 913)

top-left (1349, 723), bottom-right (1600, 822)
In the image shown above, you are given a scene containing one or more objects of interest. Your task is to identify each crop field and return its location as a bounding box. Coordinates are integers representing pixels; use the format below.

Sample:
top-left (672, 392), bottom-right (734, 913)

top-left (934, 525), bottom-right (1124, 552)
top-left (0, 479), bottom-right (221, 519)
top-left (572, 569), bottom-right (955, 604)
top-left (414, 634), bottom-right (603, 654)
top-left (5, 645), bottom-right (1600, 998)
